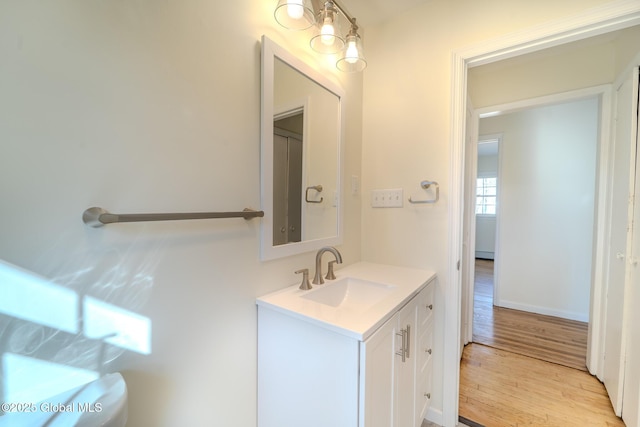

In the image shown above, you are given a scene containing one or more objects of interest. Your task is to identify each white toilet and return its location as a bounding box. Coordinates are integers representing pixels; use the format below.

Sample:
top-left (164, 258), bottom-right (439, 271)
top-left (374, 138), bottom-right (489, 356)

top-left (0, 372), bottom-right (127, 427)
top-left (74, 372), bottom-right (128, 427)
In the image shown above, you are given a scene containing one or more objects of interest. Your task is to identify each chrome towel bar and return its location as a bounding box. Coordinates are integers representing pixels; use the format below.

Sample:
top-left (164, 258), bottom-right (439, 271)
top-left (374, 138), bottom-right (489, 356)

top-left (408, 180), bottom-right (439, 204)
top-left (82, 207), bottom-right (264, 228)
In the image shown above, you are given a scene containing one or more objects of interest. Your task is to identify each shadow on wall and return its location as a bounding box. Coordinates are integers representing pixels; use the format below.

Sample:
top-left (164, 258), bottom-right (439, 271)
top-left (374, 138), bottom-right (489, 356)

top-left (0, 239), bottom-right (159, 422)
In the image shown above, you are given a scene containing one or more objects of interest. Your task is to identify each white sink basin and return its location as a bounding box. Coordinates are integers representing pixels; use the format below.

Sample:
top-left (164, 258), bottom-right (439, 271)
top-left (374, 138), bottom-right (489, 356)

top-left (301, 277), bottom-right (396, 311)
top-left (257, 262), bottom-right (436, 340)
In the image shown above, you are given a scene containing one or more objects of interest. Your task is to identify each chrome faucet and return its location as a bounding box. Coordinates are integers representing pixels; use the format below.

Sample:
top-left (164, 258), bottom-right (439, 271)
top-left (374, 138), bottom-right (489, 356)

top-left (312, 246), bottom-right (343, 285)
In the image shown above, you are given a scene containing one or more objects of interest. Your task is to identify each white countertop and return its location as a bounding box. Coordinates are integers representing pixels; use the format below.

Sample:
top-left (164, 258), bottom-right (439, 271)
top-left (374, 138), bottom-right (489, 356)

top-left (256, 262), bottom-right (436, 341)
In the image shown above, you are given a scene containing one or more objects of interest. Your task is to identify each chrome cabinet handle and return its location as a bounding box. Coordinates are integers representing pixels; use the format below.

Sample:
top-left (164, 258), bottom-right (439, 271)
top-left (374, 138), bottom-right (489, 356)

top-left (396, 328), bottom-right (407, 362)
top-left (405, 324), bottom-right (410, 359)
top-left (395, 324), bottom-right (412, 362)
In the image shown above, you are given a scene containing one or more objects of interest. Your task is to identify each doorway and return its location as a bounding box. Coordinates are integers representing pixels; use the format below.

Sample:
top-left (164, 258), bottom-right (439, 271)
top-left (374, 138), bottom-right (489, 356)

top-left (468, 96), bottom-right (600, 370)
top-left (273, 111), bottom-right (304, 246)
top-left (444, 7), bottom-right (640, 426)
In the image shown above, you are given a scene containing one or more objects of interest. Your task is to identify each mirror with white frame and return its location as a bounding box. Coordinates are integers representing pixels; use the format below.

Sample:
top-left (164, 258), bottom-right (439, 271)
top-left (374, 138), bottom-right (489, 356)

top-left (260, 35), bottom-right (344, 260)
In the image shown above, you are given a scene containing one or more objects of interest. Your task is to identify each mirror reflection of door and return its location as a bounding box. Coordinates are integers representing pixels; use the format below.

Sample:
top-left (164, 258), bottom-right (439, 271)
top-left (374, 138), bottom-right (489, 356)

top-left (273, 112), bottom-right (303, 245)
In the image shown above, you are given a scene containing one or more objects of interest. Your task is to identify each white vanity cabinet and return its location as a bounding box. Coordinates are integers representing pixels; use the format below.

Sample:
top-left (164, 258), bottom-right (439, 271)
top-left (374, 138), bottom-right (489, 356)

top-left (257, 266), bottom-right (435, 427)
top-left (361, 281), bottom-right (435, 427)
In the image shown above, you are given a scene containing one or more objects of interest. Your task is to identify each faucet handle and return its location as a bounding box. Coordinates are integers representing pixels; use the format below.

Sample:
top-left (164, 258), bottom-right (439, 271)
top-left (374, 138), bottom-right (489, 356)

top-left (295, 269), bottom-right (312, 290)
top-left (325, 261), bottom-right (337, 280)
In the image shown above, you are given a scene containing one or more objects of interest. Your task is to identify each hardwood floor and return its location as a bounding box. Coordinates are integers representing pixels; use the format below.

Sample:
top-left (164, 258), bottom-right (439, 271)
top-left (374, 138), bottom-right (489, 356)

top-left (472, 259), bottom-right (588, 371)
top-left (459, 344), bottom-right (623, 427)
top-left (459, 259), bottom-right (622, 426)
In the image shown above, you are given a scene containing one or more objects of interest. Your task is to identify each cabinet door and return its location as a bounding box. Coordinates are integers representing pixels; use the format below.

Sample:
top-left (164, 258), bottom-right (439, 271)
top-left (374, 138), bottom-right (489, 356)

top-left (395, 296), bottom-right (419, 427)
top-left (360, 315), bottom-right (397, 427)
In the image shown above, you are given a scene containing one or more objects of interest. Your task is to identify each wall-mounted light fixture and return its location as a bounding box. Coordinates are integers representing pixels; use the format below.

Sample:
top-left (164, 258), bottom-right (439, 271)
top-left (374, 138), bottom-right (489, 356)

top-left (273, 0), bottom-right (367, 72)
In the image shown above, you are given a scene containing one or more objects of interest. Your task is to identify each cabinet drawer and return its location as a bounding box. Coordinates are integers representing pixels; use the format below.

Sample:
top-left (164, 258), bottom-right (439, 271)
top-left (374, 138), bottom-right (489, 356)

top-left (417, 327), bottom-right (433, 373)
top-left (418, 283), bottom-right (435, 329)
top-left (415, 355), bottom-right (433, 422)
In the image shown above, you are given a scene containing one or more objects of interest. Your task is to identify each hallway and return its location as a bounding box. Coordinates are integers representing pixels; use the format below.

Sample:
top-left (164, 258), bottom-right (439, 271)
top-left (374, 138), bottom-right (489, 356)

top-left (459, 260), bottom-right (622, 426)
top-left (472, 259), bottom-right (588, 370)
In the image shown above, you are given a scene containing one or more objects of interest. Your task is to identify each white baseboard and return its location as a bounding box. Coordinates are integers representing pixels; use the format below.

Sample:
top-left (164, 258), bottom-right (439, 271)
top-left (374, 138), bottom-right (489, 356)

top-left (495, 299), bottom-right (588, 322)
top-left (474, 251), bottom-right (494, 260)
top-left (425, 406), bottom-right (443, 426)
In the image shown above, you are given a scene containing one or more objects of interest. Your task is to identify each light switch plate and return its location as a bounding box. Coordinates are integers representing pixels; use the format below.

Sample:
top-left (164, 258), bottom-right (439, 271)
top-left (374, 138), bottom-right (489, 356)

top-left (371, 189), bottom-right (403, 208)
top-left (351, 175), bottom-right (360, 195)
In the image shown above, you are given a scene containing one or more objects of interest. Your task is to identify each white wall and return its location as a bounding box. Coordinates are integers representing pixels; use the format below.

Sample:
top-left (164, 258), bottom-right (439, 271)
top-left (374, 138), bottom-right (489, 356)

top-left (0, 1), bottom-right (363, 426)
top-left (613, 26), bottom-right (640, 75)
top-left (468, 25), bottom-right (640, 109)
top-left (360, 0), bottom-right (617, 417)
top-left (475, 215), bottom-right (496, 259)
top-left (475, 152), bottom-right (498, 259)
top-left (479, 98), bottom-right (599, 321)
top-left (477, 152), bottom-right (498, 177)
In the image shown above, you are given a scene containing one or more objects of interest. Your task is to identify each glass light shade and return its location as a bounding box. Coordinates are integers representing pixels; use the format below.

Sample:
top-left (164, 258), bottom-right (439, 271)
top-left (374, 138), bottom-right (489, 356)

top-left (274, 0), bottom-right (316, 30)
top-left (336, 33), bottom-right (366, 72)
top-left (309, 3), bottom-right (344, 54)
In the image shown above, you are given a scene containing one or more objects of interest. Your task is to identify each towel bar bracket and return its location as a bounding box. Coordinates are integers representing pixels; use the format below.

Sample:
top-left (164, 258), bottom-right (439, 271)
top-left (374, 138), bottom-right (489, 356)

top-left (305, 185), bottom-right (324, 203)
top-left (408, 180), bottom-right (439, 204)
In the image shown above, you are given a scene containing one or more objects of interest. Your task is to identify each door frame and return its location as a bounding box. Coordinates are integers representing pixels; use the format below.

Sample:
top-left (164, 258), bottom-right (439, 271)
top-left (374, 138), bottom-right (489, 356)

top-left (460, 97), bottom-right (478, 348)
top-left (604, 63), bottom-right (640, 417)
top-left (461, 131), bottom-right (502, 346)
top-left (443, 1), bottom-right (640, 425)
top-left (461, 86), bottom-right (612, 358)
top-left (622, 63), bottom-right (640, 427)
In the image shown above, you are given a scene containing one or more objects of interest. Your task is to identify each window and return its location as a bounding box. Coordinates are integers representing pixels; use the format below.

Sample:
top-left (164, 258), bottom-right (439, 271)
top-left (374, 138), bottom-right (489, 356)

top-left (476, 177), bottom-right (497, 215)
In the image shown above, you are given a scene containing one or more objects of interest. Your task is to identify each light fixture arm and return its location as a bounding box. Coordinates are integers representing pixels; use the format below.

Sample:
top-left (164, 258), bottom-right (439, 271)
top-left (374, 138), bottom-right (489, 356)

top-left (327, 0), bottom-right (354, 25)
top-left (346, 17), bottom-right (358, 34)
